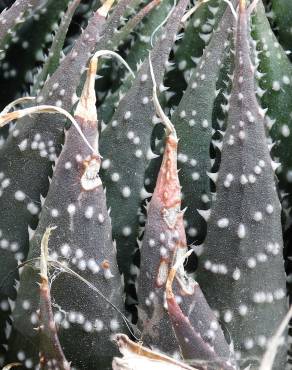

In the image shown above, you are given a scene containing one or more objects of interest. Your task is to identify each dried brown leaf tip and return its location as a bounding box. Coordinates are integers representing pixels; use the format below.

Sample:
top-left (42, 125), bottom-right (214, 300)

top-left (239, 0), bottom-right (246, 13)
top-left (76, 51), bottom-right (134, 191)
top-left (152, 128), bottom-right (188, 293)
top-left (112, 333), bottom-right (195, 370)
top-left (149, 50), bottom-right (187, 262)
top-left (137, 55), bottom-right (189, 353)
top-left (97, 0), bottom-right (116, 18)
top-left (137, 55), bottom-right (238, 365)
top-left (155, 133), bottom-right (182, 225)
top-left (74, 56), bottom-right (102, 192)
top-left (74, 57), bottom-right (98, 128)
top-left (151, 128), bottom-right (190, 292)
top-left (39, 227), bottom-right (71, 370)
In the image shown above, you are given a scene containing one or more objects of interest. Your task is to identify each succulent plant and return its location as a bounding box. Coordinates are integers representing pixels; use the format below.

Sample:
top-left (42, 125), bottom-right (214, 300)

top-left (196, 1), bottom-right (287, 368)
top-left (0, 0), bottom-right (291, 369)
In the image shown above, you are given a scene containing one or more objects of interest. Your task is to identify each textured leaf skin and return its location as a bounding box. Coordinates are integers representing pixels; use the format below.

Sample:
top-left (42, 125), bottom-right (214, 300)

top-left (39, 280), bottom-right (70, 370)
top-left (39, 243), bottom-right (71, 370)
top-left (211, 36), bottom-right (234, 134)
top-left (98, 0), bottom-right (173, 125)
top-left (166, 0), bottom-right (223, 107)
top-left (252, 2), bottom-right (292, 201)
top-left (7, 130), bottom-right (126, 369)
top-left (0, 0), bottom-right (39, 60)
top-left (0, 0), bottom-right (71, 106)
top-left (167, 290), bottom-right (237, 370)
top-left (0, 5), bottom-right (109, 356)
top-left (172, 1), bottom-right (235, 245)
top-left (77, 0), bottom-right (148, 117)
top-left (175, 1), bottom-right (220, 69)
top-left (111, 0), bottom-right (162, 55)
top-left (99, 0), bottom-right (190, 281)
top-left (137, 133), bottom-right (186, 354)
top-left (142, 0), bottom-right (230, 200)
top-left (32, 0), bottom-right (82, 95)
top-left (6, 64), bottom-right (127, 369)
top-left (271, 0), bottom-right (292, 53)
top-left (196, 2), bottom-right (287, 368)
top-left (95, 0), bottom-right (140, 51)
top-left (138, 128), bottom-right (236, 368)
top-left (0, 1), bottom-right (290, 369)
top-left (125, 0), bottom-right (172, 70)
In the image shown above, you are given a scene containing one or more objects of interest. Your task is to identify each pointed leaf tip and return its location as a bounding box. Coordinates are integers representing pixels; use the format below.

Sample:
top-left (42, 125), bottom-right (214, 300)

top-left (74, 57), bottom-right (98, 125)
top-left (98, 0), bottom-right (116, 17)
top-left (240, 0), bottom-right (246, 12)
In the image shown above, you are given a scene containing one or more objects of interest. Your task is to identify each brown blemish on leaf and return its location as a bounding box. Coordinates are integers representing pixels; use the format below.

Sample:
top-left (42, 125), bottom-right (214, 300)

top-left (81, 154), bottom-right (102, 191)
top-left (154, 133), bottom-right (181, 210)
top-left (155, 257), bottom-right (170, 288)
top-left (101, 259), bottom-right (110, 269)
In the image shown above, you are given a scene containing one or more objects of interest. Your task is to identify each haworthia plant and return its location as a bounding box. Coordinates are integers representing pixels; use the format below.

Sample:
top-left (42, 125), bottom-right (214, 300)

top-left (0, 0), bottom-right (134, 359)
top-left (196, 1), bottom-right (287, 369)
top-left (0, 0), bottom-right (114, 290)
top-left (0, 0), bottom-right (146, 303)
top-left (99, 0), bottom-right (189, 280)
top-left (137, 86), bottom-right (188, 355)
top-left (6, 56), bottom-right (127, 370)
top-left (137, 63), bottom-right (236, 368)
top-left (170, 0), bottom-right (236, 245)
top-left (143, 0), bottom-right (231, 200)
top-left (0, 0), bottom-right (291, 369)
